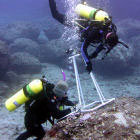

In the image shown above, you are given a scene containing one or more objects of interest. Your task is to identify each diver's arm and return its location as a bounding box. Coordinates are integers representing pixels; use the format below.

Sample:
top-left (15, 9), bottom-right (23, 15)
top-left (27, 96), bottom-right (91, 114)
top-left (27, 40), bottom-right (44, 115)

top-left (61, 97), bottom-right (75, 106)
top-left (81, 40), bottom-right (93, 73)
top-left (81, 28), bottom-right (99, 63)
top-left (89, 43), bottom-right (105, 59)
top-left (48, 101), bottom-right (71, 119)
top-left (49, 0), bottom-right (72, 26)
top-left (81, 40), bottom-right (90, 63)
top-left (25, 99), bottom-right (34, 112)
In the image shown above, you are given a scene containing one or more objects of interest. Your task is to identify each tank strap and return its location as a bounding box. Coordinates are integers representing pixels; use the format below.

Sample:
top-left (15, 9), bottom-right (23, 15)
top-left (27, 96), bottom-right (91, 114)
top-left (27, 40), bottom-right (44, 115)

top-left (89, 9), bottom-right (97, 20)
top-left (43, 82), bottom-right (47, 97)
top-left (41, 79), bottom-right (50, 99)
top-left (23, 84), bottom-right (34, 98)
top-left (26, 85), bottom-right (35, 97)
top-left (23, 85), bottom-right (30, 98)
top-left (92, 9), bottom-right (102, 20)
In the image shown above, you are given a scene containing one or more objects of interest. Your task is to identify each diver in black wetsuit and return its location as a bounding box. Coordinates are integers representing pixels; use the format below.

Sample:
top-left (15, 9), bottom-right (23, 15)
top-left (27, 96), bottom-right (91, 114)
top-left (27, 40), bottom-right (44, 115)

top-left (49, 0), bottom-right (129, 73)
top-left (16, 80), bottom-right (75, 140)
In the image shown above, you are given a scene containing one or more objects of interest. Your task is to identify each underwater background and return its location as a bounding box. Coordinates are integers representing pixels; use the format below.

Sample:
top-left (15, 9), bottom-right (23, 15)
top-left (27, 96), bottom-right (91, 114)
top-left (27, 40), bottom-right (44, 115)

top-left (0, 0), bottom-right (140, 139)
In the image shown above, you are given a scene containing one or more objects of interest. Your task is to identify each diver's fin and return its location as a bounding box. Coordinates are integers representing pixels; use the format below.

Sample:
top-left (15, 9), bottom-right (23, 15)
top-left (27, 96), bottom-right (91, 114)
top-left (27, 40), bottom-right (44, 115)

top-left (118, 41), bottom-right (129, 49)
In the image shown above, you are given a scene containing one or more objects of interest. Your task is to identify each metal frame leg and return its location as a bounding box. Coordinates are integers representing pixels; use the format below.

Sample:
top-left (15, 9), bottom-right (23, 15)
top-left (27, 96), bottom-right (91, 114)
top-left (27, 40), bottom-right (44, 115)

top-left (72, 55), bottom-right (85, 107)
top-left (58, 53), bottom-right (115, 121)
top-left (90, 72), bottom-right (105, 103)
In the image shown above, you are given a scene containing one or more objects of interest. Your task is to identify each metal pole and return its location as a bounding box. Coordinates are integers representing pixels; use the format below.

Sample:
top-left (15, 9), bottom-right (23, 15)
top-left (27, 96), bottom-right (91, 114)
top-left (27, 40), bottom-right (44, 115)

top-left (81, 98), bottom-right (115, 113)
top-left (74, 55), bottom-right (85, 106)
top-left (72, 56), bottom-right (82, 106)
top-left (90, 72), bottom-right (105, 101)
top-left (71, 54), bottom-right (85, 106)
top-left (92, 74), bottom-right (105, 101)
top-left (90, 72), bottom-right (104, 104)
top-left (77, 70), bottom-right (85, 106)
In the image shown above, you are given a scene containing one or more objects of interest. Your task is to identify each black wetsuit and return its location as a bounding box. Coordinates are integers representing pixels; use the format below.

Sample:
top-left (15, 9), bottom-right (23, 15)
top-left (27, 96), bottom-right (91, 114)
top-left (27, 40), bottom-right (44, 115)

top-left (49, 0), bottom-right (117, 72)
top-left (16, 82), bottom-right (72, 140)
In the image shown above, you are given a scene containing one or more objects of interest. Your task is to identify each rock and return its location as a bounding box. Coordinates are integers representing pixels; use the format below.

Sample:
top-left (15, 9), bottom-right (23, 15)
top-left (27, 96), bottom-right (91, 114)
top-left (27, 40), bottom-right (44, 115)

top-left (43, 27), bottom-right (62, 41)
top-left (9, 38), bottom-right (40, 57)
top-left (114, 112), bottom-right (129, 127)
top-left (4, 71), bottom-right (19, 85)
top-left (43, 97), bottom-right (140, 140)
top-left (0, 22), bottom-right (40, 43)
top-left (10, 52), bottom-right (42, 74)
top-left (0, 105), bottom-right (25, 140)
top-left (0, 81), bottom-right (9, 96)
top-left (37, 30), bottom-right (49, 44)
top-left (39, 38), bottom-right (67, 66)
top-left (0, 40), bottom-right (10, 78)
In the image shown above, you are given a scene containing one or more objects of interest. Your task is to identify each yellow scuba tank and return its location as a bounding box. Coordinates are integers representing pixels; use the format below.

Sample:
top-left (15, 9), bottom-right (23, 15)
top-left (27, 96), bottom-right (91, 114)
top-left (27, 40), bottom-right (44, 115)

top-left (75, 4), bottom-right (109, 22)
top-left (5, 79), bottom-right (43, 111)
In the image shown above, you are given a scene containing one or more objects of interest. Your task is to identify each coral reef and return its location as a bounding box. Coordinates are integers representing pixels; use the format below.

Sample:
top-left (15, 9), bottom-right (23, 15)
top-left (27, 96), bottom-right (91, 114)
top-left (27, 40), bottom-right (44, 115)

top-left (43, 97), bottom-right (140, 140)
top-left (0, 22), bottom-right (40, 43)
top-left (0, 40), bottom-right (10, 78)
top-left (43, 27), bottom-right (62, 41)
top-left (9, 38), bottom-right (40, 57)
top-left (0, 81), bottom-right (9, 96)
top-left (10, 52), bottom-right (42, 74)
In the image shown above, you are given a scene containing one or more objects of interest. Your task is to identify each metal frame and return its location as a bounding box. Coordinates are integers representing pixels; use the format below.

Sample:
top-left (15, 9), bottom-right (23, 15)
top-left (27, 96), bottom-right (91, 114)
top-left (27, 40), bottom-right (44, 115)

top-left (69, 53), bottom-right (115, 113)
top-left (58, 53), bottom-right (115, 122)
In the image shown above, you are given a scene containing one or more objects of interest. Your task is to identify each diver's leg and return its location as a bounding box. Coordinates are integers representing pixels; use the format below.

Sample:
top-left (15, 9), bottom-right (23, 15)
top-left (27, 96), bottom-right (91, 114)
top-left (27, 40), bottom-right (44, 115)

top-left (25, 113), bottom-right (45, 139)
top-left (31, 124), bottom-right (45, 140)
top-left (90, 45), bottom-right (104, 59)
top-left (16, 131), bottom-right (32, 140)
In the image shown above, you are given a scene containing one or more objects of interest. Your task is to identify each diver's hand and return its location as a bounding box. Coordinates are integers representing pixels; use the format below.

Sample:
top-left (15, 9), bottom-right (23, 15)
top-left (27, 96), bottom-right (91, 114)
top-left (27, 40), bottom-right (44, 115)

top-left (72, 101), bottom-right (79, 106)
top-left (86, 61), bottom-right (92, 73)
top-left (70, 103), bottom-right (81, 112)
top-left (75, 103), bottom-right (81, 112)
top-left (70, 106), bottom-right (76, 112)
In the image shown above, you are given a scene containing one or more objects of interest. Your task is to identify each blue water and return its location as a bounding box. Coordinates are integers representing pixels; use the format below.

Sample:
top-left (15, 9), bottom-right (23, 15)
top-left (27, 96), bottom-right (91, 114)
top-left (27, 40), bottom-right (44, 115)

top-left (0, 0), bottom-right (139, 22)
top-left (0, 0), bottom-right (140, 99)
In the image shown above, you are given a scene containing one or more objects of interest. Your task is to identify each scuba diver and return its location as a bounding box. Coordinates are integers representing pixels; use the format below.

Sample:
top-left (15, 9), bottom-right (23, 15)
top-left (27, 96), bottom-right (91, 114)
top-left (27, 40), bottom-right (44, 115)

top-left (14, 79), bottom-right (76, 140)
top-left (48, 0), bottom-right (129, 73)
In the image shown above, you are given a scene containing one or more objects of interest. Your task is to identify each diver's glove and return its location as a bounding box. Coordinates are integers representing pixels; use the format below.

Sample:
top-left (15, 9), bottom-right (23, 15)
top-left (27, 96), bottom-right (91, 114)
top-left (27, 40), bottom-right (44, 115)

top-left (70, 106), bottom-right (77, 112)
top-left (70, 103), bottom-right (81, 112)
top-left (72, 101), bottom-right (79, 106)
top-left (75, 103), bottom-right (82, 112)
top-left (86, 61), bottom-right (92, 73)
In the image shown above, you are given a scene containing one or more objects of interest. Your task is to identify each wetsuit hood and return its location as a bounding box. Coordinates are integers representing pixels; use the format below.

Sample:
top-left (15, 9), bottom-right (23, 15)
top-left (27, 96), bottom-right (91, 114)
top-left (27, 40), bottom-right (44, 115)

top-left (53, 80), bottom-right (68, 98)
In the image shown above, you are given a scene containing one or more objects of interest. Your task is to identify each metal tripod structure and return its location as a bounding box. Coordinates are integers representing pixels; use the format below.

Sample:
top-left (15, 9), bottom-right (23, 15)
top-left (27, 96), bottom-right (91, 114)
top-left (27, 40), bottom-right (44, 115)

top-left (69, 53), bottom-right (115, 113)
top-left (58, 52), bottom-right (115, 122)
